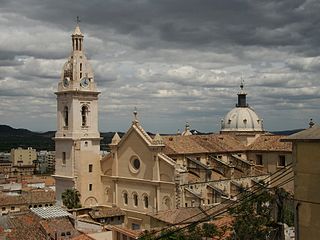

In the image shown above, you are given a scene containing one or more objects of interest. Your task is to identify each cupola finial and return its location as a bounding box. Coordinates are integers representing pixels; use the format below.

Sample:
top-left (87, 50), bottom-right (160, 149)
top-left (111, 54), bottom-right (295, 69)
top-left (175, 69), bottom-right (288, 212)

top-left (133, 107), bottom-right (138, 123)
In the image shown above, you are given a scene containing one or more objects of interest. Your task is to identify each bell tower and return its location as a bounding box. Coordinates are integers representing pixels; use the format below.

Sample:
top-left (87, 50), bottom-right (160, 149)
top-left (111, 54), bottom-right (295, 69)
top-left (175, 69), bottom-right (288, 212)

top-left (53, 23), bottom-right (102, 207)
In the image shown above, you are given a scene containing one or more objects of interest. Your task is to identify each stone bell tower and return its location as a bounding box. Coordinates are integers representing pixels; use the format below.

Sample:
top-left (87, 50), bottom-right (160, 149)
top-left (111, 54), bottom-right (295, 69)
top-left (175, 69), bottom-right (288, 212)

top-left (53, 23), bottom-right (102, 206)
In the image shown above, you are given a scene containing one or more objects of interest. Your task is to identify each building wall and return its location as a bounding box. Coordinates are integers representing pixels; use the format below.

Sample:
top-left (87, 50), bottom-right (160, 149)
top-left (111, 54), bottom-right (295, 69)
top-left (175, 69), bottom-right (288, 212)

top-left (247, 151), bottom-right (292, 173)
top-left (294, 141), bottom-right (320, 240)
top-left (11, 147), bottom-right (36, 166)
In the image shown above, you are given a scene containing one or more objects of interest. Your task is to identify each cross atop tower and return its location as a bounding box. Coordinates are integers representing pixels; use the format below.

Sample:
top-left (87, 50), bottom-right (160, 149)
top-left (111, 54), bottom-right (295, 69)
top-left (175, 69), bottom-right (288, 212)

top-left (76, 16), bottom-right (81, 25)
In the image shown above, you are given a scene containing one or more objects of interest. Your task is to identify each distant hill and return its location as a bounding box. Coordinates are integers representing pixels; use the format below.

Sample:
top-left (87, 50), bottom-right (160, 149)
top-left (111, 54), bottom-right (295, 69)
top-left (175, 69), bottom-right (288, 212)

top-left (0, 125), bottom-right (125, 152)
top-left (270, 129), bottom-right (304, 135)
top-left (0, 124), bottom-right (304, 152)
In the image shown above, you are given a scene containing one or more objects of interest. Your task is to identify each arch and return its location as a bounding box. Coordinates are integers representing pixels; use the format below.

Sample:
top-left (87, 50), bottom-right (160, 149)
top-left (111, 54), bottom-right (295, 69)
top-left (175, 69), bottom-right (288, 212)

top-left (81, 105), bottom-right (89, 127)
top-left (142, 193), bottom-right (149, 209)
top-left (104, 187), bottom-right (112, 203)
top-left (132, 192), bottom-right (138, 207)
top-left (63, 106), bottom-right (68, 127)
top-left (84, 196), bottom-right (98, 206)
top-left (122, 191), bottom-right (128, 205)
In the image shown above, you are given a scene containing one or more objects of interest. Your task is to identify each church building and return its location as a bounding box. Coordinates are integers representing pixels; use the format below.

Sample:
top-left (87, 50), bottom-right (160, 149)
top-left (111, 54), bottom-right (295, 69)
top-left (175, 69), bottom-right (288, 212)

top-left (54, 25), bottom-right (292, 231)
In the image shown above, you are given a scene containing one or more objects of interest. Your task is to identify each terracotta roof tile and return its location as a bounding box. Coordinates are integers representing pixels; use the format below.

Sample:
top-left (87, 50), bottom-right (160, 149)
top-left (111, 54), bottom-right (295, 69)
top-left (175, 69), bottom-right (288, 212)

top-left (248, 135), bottom-right (292, 152)
top-left (163, 134), bottom-right (246, 155)
top-left (5, 212), bottom-right (47, 240)
top-left (40, 217), bottom-right (78, 237)
top-left (149, 204), bottom-right (228, 225)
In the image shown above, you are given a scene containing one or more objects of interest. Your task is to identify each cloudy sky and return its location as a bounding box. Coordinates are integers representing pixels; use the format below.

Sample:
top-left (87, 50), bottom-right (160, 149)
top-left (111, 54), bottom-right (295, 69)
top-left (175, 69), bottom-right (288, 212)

top-left (0, 0), bottom-right (319, 133)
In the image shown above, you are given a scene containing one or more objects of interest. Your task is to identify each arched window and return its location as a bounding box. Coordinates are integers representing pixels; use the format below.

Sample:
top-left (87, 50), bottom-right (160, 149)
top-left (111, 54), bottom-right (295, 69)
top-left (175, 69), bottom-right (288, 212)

top-left (81, 105), bottom-right (88, 127)
top-left (64, 106), bottom-right (68, 127)
top-left (133, 193), bottom-right (138, 207)
top-left (143, 195), bottom-right (149, 209)
top-left (123, 192), bottom-right (128, 205)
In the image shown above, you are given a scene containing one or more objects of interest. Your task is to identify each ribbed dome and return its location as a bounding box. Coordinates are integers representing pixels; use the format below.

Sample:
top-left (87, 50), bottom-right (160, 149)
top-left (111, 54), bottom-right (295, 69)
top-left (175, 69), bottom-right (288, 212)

top-left (221, 107), bottom-right (263, 132)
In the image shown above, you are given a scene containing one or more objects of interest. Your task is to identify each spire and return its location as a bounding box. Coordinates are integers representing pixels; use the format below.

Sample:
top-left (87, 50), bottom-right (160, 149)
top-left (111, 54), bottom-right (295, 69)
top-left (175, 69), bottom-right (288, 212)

top-left (236, 79), bottom-right (248, 108)
top-left (72, 17), bottom-right (84, 52)
top-left (153, 133), bottom-right (164, 145)
top-left (111, 132), bottom-right (121, 145)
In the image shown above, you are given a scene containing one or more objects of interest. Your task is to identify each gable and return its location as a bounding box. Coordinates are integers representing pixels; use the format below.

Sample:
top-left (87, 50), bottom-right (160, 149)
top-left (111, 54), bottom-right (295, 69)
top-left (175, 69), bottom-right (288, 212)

top-left (117, 128), bottom-right (156, 180)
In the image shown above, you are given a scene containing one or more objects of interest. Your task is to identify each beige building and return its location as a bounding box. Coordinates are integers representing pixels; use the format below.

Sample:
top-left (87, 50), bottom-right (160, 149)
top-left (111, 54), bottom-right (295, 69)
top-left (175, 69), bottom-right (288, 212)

top-left (53, 24), bottom-right (103, 206)
top-left (285, 124), bottom-right (320, 240)
top-left (11, 147), bottom-right (36, 166)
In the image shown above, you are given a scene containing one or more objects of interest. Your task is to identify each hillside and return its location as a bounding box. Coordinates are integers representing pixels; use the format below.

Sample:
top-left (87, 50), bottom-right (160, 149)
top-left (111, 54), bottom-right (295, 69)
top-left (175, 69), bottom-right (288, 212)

top-left (0, 125), bottom-right (124, 152)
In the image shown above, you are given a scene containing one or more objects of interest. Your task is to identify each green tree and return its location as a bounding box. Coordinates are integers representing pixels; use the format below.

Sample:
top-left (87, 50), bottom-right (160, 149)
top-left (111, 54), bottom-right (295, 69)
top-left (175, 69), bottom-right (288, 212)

top-left (228, 188), bottom-right (276, 240)
top-left (61, 188), bottom-right (82, 209)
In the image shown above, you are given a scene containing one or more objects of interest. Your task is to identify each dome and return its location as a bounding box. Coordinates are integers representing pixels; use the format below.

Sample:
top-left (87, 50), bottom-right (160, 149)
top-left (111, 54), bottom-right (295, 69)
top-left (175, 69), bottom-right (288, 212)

top-left (220, 82), bottom-right (264, 133)
top-left (221, 107), bottom-right (263, 132)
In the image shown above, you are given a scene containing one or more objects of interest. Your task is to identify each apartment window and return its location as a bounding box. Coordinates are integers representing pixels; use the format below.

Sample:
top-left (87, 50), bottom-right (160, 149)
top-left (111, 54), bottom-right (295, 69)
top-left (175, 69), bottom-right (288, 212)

top-left (2, 207), bottom-right (5, 211)
top-left (185, 203), bottom-right (188, 207)
top-left (89, 184), bottom-right (92, 191)
top-left (278, 155), bottom-right (286, 167)
top-left (133, 193), bottom-right (138, 207)
top-left (62, 152), bottom-right (66, 165)
top-left (89, 164), bottom-right (93, 173)
top-left (256, 154), bottom-right (263, 166)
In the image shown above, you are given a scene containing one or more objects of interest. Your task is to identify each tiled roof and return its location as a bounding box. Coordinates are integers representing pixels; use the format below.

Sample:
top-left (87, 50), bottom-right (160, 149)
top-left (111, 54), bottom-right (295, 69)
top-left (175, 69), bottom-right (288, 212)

top-left (40, 217), bottom-right (77, 237)
top-left (163, 134), bottom-right (246, 155)
top-left (149, 205), bottom-right (227, 225)
top-left (247, 135), bottom-right (292, 152)
top-left (110, 225), bottom-right (142, 239)
top-left (89, 206), bottom-right (125, 219)
top-left (0, 194), bottom-right (26, 206)
top-left (284, 125), bottom-right (320, 141)
top-left (0, 189), bottom-right (55, 207)
top-left (23, 189), bottom-right (56, 204)
top-left (4, 212), bottom-right (47, 240)
top-left (72, 234), bottom-right (95, 240)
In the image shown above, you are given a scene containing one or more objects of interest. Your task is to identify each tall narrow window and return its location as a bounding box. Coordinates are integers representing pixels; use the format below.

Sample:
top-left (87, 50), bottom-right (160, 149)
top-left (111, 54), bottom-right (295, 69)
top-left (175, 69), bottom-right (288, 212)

top-left (144, 195), bottom-right (148, 208)
top-left (64, 106), bottom-right (68, 127)
top-left (62, 152), bottom-right (66, 165)
top-left (81, 105), bottom-right (88, 127)
top-left (76, 39), bottom-right (78, 50)
top-left (89, 184), bottom-right (92, 191)
top-left (80, 63), bottom-right (82, 71)
top-left (133, 193), bottom-right (138, 206)
top-left (123, 192), bottom-right (128, 205)
top-left (89, 164), bottom-right (93, 173)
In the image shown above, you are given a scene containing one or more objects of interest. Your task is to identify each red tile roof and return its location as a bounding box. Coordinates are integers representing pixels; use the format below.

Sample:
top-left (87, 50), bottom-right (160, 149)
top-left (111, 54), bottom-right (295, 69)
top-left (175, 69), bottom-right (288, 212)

top-left (163, 134), bottom-right (246, 155)
top-left (247, 135), bottom-right (292, 152)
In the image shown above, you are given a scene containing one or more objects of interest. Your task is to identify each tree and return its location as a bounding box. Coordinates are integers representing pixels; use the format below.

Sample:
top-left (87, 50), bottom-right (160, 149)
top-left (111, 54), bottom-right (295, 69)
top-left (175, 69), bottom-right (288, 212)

top-left (61, 188), bottom-right (82, 209)
top-left (228, 186), bottom-right (294, 240)
top-left (228, 188), bottom-right (276, 240)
